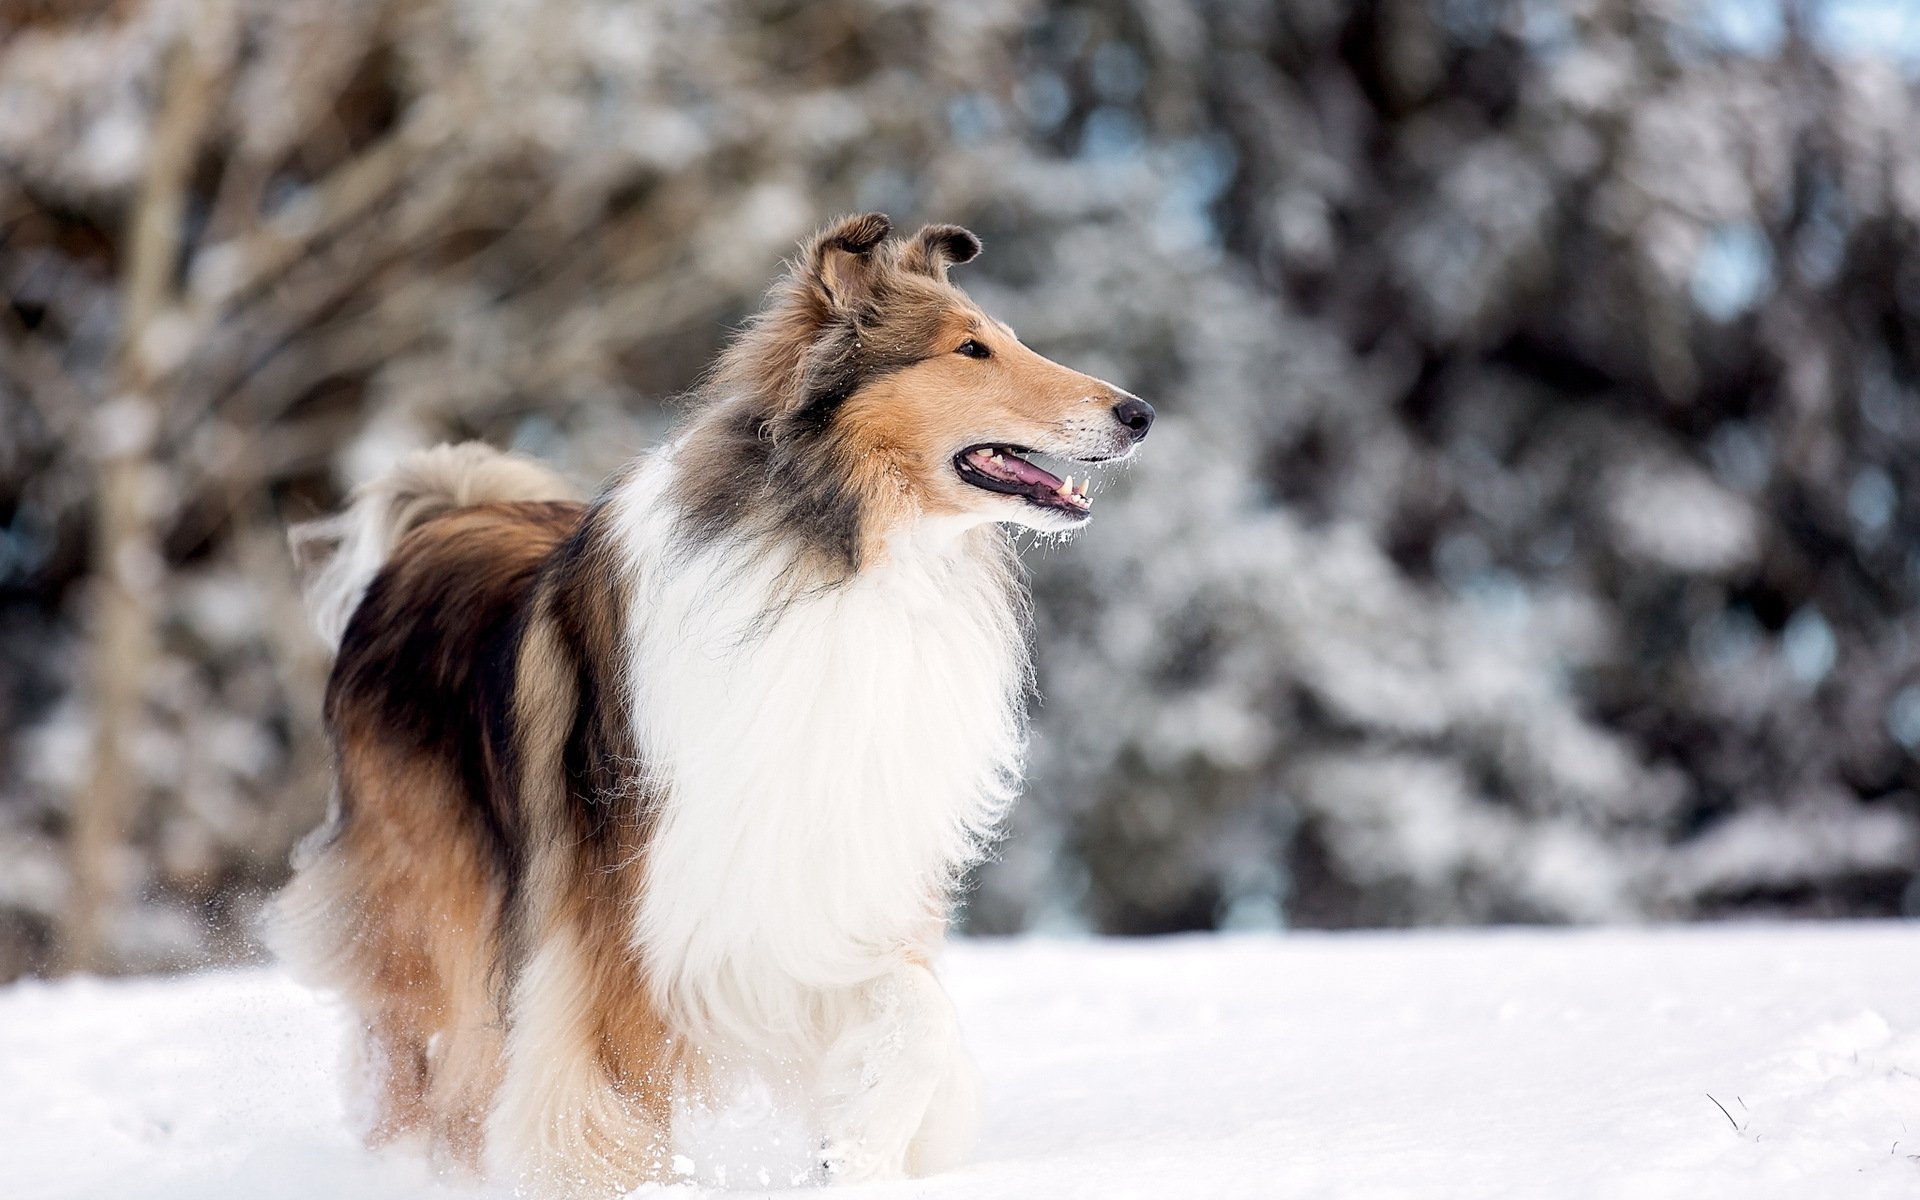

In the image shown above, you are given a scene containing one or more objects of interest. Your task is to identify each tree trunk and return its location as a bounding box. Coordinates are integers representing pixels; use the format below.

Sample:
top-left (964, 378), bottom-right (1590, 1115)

top-left (59, 9), bottom-right (232, 974)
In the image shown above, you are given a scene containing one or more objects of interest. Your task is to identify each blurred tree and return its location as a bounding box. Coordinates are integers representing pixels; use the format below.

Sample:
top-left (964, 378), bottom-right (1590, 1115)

top-left (0, 0), bottom-right (1917, 975)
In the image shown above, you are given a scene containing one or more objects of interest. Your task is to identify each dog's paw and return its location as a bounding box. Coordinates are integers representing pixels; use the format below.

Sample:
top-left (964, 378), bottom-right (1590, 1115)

top-left (819, 1137), bottom-right (904, 1185)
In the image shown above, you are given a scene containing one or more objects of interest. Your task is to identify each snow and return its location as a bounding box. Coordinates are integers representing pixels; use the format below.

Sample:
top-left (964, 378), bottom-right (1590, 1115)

top-left (5, 924), bottom-right (1919, 1199)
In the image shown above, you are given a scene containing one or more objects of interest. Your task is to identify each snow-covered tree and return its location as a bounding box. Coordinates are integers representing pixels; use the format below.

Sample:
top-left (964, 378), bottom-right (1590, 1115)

top-left (1, 0), bottom-right (1917, 973)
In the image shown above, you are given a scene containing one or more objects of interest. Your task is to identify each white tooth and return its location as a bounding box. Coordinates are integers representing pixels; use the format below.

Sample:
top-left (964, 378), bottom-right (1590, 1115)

top-left (1060, 474), bottom-right (1075, 496)
top-left (991, 454), bottom-right (1004, 465)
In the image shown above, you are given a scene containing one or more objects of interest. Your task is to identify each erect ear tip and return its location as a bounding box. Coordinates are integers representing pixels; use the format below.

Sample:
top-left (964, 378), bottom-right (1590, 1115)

top-left (821, 212), bottom-right (893, 255)
top-left (924, 224), bottom-right (982, 265)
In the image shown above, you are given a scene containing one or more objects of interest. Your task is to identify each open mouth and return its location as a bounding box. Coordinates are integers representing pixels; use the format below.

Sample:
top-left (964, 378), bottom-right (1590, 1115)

top-left (954, 444), bottom-right (1095, 517)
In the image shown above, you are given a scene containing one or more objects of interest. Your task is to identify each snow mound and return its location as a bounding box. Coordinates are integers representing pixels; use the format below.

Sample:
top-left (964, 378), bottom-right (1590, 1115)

top-left (4, 925), bottom-right (1918, 1199)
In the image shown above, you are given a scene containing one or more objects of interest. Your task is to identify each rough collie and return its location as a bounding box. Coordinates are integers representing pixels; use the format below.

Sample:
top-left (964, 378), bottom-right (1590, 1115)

top-left (274, 213), bottom-right (1152, 1195)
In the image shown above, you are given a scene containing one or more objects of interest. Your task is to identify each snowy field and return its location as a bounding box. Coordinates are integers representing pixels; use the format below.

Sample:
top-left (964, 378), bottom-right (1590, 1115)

top-left (4, 923), bottom-right (1918, 1200)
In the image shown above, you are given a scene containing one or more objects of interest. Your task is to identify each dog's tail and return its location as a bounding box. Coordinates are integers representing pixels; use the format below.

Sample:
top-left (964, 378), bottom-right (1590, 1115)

top-left (289, 442), bottom-right (577, 650)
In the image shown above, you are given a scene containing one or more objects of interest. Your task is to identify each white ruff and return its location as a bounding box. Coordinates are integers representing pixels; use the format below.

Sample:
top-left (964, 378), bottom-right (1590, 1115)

top-left (613, 451), bottom-right (1027, 1067)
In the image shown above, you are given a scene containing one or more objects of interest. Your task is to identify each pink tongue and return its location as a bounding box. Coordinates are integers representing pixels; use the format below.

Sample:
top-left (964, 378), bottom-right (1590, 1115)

top-left (986, 451), bottom-right (1061, 490)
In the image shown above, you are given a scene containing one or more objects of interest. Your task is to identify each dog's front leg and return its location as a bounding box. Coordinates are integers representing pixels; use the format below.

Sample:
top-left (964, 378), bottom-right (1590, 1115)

top-left (816, 962), bottom-right (979, 1182)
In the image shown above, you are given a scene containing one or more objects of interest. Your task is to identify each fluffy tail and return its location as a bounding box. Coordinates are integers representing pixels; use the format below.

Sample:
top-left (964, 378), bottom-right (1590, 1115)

top-left (290, 442), bottom-right (578, 649)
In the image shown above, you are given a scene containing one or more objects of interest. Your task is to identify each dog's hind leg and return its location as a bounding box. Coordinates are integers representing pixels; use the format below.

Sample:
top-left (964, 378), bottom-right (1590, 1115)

top-left (274, 838), bottom-right (442, 1148)
top-left (355, 1005), bottom-right (435, 1146)
top-left (421, 950), bottom-right (507, 1172)
top-left (489, 917), bottom-right (678, 1197)
top-left (273, 749), bottom-right (508, 1165)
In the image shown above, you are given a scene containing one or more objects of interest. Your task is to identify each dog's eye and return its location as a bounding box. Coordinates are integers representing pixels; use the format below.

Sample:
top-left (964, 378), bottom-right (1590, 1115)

top-left (955, 339), bottom-right (991, 359)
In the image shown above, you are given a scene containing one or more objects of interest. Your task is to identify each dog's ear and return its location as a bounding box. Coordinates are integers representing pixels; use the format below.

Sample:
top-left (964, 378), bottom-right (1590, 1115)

top-left (900, 223), bottom-right (981, 282)
top-left (802, 212), bottom-right (893, 312)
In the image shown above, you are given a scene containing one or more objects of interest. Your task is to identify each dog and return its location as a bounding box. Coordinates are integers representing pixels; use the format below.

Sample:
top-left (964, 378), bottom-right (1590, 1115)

top-left (274, 212), bottom-right (1153, 1195)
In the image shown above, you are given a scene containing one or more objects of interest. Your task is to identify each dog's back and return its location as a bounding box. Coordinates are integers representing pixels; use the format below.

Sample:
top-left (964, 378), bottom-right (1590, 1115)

top-left (276, 446), bottom-right (581, 1163)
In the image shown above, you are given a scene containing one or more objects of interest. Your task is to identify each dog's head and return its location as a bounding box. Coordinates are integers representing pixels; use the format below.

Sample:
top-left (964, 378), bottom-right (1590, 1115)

top-left (698, 213), bottom-right (1152, 556)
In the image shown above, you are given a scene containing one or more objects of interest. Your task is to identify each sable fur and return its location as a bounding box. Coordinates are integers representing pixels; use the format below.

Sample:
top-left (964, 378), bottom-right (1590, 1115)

top-left (275, 213), bottom-right (1151, 1195)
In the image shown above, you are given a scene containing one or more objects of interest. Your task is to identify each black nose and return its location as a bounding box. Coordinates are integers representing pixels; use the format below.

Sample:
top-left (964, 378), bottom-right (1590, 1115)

top-left (1112, 395), bottom-right (1155, 441)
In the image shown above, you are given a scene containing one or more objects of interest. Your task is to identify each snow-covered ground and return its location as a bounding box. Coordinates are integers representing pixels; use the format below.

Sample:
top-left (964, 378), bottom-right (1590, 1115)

top-left (4, 923), bottom-right (1918, 1199)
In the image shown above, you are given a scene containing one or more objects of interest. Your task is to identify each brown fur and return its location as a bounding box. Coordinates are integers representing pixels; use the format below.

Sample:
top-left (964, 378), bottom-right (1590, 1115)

top-left (282, 495), bottom-right (670, 1173)
top-left (277, 214), bottom-right (1147, 1192)
top-left (677, 212), bottom-right (1141, 574)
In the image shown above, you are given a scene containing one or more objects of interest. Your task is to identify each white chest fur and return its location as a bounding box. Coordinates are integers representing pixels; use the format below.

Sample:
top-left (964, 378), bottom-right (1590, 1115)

top-left (612, 460), bottom-right (1026, 1059)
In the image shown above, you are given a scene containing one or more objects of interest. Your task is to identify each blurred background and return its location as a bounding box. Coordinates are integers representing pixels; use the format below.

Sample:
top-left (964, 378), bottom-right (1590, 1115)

top-left (3, 0), bottom-right (1919, 980)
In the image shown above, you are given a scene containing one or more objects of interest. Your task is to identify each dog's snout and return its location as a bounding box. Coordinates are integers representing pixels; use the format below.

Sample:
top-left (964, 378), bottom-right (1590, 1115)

top-left (1111, 395), bottom-right (1155, 442)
